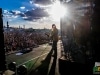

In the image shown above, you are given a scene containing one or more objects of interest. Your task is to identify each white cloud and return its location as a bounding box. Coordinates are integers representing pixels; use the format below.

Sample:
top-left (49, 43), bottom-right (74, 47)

top-left (12, 10), bottom-right (21, 15)
top-left (34, 3), bottom-right (51, 9)
top-left (20, 6), bottom-right (25, 10)
top-left (29, 1), bottom-right (33, 4)
top-left (4, 10), bottom-right (8, 14)
top-left (22, 16), bottom-right (28, 19)
top-left (4, 14), bottom-right (18, 19)
top-left (3, 10), bottom-right (13, 16)
top-left (12, 15), bottom-right (18, 18)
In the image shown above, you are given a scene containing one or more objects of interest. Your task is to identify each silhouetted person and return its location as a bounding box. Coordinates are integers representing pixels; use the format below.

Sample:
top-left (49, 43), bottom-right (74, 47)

top-left (50, 24), bottom-right (58, 56)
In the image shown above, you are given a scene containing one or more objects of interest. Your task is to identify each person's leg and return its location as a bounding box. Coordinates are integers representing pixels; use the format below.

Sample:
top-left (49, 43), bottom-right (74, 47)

top-left (53, 41), bottom-right (57, 50)
top-left (53, 41), bottom-right (57, 56)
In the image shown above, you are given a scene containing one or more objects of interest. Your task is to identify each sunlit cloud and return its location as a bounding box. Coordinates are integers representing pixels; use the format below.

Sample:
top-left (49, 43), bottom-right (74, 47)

top-left (34, 4), bottom-right (52, 10)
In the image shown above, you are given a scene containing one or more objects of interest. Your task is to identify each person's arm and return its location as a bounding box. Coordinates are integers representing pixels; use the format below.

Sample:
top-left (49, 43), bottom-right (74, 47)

top-left (50, 29), bottom-right (58, 39)
top-left (50, 30), bottom-right (54, 39)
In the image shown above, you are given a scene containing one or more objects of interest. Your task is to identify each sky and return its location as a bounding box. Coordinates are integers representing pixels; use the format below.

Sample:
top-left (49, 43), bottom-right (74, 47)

top-left (0, 0), bottom-right (61, 29)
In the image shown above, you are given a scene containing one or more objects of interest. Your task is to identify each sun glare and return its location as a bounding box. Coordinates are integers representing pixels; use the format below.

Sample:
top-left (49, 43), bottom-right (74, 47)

top-left (48, 1), bottom-right (66, 21)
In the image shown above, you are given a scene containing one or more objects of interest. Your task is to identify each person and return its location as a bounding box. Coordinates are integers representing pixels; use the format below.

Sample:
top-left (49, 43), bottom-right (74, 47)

top-left (50, 24), bottom-right (58, 56)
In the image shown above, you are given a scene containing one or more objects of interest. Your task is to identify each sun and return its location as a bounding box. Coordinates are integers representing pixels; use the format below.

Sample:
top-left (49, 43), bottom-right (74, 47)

top-left (47, 1), bottom-right (66, 21)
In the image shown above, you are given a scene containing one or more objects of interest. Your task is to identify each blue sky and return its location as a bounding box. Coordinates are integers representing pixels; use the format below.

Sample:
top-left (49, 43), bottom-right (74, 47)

top-left (0, 0), bottom-right (60, 29)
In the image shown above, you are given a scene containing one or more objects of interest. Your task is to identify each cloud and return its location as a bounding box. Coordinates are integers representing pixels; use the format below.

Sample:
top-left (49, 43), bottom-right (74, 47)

top-left (3, 10), bottom-right (17, 19)
top-left (20, 6), bottom-right (25, 10)
top-left (29, 0), bottom-right (33, 4)
top-left (34, 0), bottom-right (52, 5)
top-left (9, 10), bottom-right (25, 17)
top-left (3, 14), bottom-right (18, 19)
top-left (11, 15), bottom-right (18, 18)
top-left (3, 10), bottom-right (8, 14)
top-left (3, 0), bottom-right (51, 22)
top-left (10, 10), bottom-right (21, 15)
top-left (3, 10), bottom-right (12, 15)
top-left (22, 8), bottom-right (49, 21)
top-left (3, 10), bottom-right (22, 19)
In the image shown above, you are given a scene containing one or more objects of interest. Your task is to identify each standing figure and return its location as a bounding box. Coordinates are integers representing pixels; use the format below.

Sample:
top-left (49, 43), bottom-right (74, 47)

top-left (50, 24), bottom-right (58, 56)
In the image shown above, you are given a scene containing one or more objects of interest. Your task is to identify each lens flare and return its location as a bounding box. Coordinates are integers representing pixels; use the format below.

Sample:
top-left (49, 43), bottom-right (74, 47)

top-left (48, 1), bottom-right (66, 21)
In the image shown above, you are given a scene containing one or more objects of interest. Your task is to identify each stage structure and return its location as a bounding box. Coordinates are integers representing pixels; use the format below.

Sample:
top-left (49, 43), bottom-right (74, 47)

top-left (0, 8), bottom-right (6, 74)
top-left (60, 0), bottom-right (94, 64)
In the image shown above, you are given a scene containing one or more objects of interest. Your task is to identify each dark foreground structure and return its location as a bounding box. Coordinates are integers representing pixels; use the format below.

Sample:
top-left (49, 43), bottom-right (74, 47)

top-left (59, 0), bottom-right (100, 75)
top-left (0, 8), bottom-right (6, 74)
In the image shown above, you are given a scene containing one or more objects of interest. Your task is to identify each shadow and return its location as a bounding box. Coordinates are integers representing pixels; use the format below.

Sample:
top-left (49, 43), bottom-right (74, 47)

top-left (29, 49), bottom-right (53, 75)
top-left (48, 48), bottom-right (57, 75)
top-left (59, 58), bottom-right (94, 75)
top-left (58, 59), bottom-right (86, 75)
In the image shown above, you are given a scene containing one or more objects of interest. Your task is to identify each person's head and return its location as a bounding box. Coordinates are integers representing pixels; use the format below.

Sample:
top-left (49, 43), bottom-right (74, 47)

top-left (52, 24), bottom-right (56, 29)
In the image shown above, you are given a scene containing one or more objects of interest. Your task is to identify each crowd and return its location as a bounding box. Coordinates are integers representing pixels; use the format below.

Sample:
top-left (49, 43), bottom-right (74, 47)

top-left (4, 28), bottom-right (50, 54)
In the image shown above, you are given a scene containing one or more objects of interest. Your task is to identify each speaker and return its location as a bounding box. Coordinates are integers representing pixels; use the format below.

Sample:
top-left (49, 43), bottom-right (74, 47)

top-left (8, 62), bottom-right (16, 72)
top-left (17, 65), bottom-right (27, 75)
